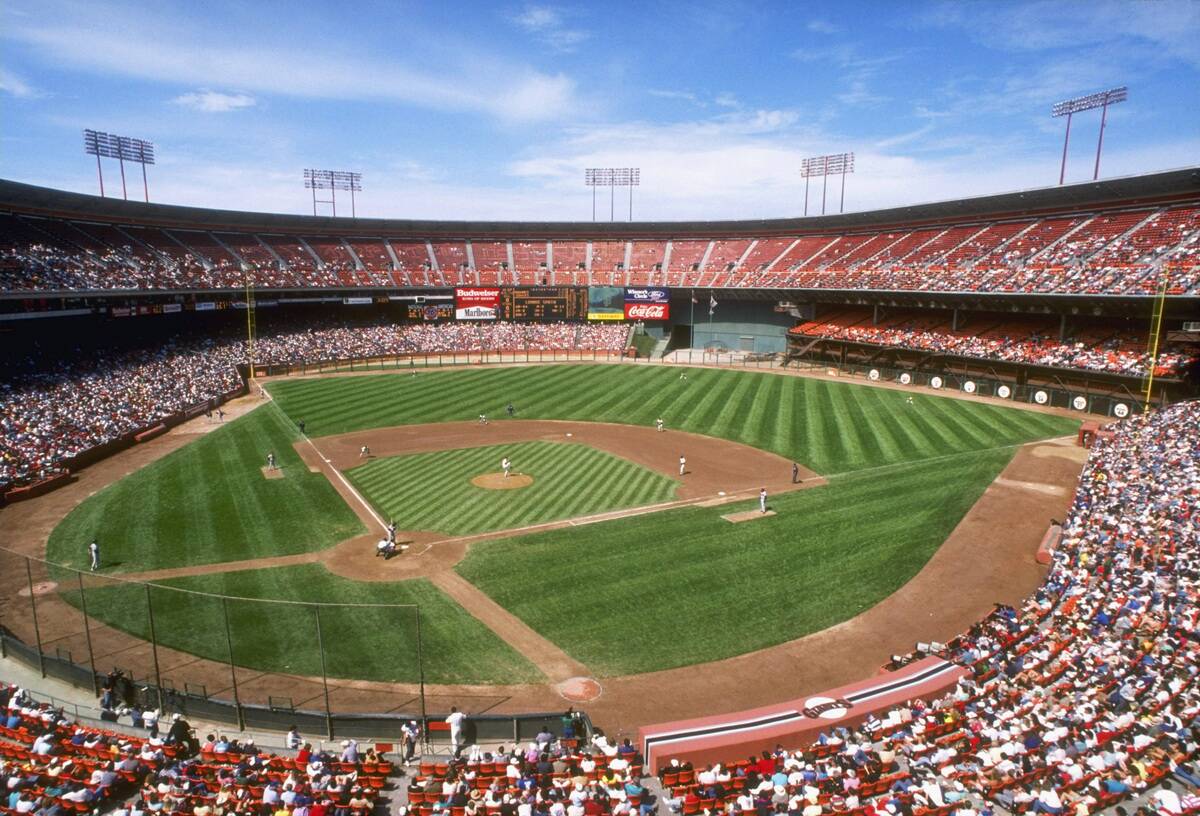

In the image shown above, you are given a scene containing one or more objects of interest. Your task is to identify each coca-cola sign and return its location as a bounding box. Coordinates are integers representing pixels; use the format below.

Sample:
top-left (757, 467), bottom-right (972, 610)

top-left (624, 302), bottom-right (669, 320)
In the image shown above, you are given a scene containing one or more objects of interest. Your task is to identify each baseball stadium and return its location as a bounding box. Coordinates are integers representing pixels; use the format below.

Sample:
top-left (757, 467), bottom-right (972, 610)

top-left (2, 4), bottom-right (1200, 816)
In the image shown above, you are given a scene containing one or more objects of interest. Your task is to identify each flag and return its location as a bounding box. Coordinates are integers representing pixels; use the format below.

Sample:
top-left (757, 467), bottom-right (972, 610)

top-left (708, 295), bottom-right (717, 316)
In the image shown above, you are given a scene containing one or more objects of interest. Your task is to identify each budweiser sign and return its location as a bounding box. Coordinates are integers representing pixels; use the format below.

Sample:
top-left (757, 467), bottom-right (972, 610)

top-left (455, 287), bottom-right (500, 320)
top-left (624, 302), bottom-right (669, 320)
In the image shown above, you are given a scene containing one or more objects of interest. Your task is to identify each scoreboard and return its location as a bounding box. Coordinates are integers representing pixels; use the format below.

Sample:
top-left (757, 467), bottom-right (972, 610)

top-left (501, 287), bottom-right (588, 321)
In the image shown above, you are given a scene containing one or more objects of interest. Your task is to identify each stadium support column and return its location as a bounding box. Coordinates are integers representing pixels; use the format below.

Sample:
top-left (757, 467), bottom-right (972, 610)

top-left (821, 156), bottom-right (829, 215)
top-left (690, 290), bottom-right (696, 350)
top-left (1093, 101), bottom-right (1110, 180)
top-left (76, 573), bottom-right (100, 696)
top-left (25, 559), bottom-right (45, 678)
top-left (314, 606), bottom-right (334, 739)
top-left (144, 585), bottom-right (165, 712)
top-left (1142, 265), bottom-right (1170, 412)
top-left (1058, 113), bottom-right (1072, 185)
top-left (245, 273), bottom-right (256, 384)
top-left (415, 606), bottom-right (429, 751)
top-left (221, 598), bottom-right (245, 731)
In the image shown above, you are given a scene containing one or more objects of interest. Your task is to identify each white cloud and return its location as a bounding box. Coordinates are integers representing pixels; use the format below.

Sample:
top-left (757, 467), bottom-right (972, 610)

top-left (510, 4), bottom-right (589, 53)
top-left (2, 3), bottom-right (581, 123)
top-left (872, 124), bottom-right (935, 150)
top-left (648, 89), bottom-right (700, 103)
top-left (792, 45), bottom-right (901, 108)
top-left (713, 92), bottom-right (739, 108)
top-left (918, 0), bottom-right (1200, 67)
top-left (0, 67), bottom-right (37, 98)
top-left (806, 19), bottom-right (840, 35)
top-left (172, 90), bottom-right (256, 113)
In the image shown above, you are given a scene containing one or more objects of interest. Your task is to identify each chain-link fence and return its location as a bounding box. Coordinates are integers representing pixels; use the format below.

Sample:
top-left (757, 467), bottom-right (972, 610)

top-left (0, 547), bottom-right (430, 738)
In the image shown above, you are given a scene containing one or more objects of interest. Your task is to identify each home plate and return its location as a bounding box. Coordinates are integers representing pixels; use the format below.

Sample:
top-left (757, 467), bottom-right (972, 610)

top-left (261, 466), bottom-right (284, 480)
top-left (722, 509), bottom-right (776, 523)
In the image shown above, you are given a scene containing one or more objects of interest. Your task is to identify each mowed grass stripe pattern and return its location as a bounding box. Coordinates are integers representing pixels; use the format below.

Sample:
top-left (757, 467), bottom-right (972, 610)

top-left (47, 407), bottom-right (365, 573)
top-left (58, 564), bottom-right (541, 684)
top-left (346, 441), bottom-right (678, 536)
top-left (457, 447), bottom-right (1016, 676)
top-left (269, 366), bottom-right (1079, 474)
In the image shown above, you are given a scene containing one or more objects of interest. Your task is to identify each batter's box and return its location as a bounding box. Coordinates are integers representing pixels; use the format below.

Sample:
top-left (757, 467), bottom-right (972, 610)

top-left (721, 509), bottom-right (776, 523)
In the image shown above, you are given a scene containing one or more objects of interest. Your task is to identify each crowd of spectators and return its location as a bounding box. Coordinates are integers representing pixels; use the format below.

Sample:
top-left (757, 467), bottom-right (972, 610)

top-left (2, 207), bottom-right (1199, 296)
top-left (1, 339), bottom-right (244, 488)
top-left (0, 321), bottom-right (628, 489)
top-left (794, 317), bottom-right (1195, 378)
top-left (657, 398), bottom-right (1200, 816)
top-left (0, 682), bottom-right (402, 816)
top-left (125, 734), bottom-right (392, 816)
top-left (244, 321), bottom-right (627, 365)
top-left (1, 683), bottom-right (181, 815)
top-left (405, 729), bottom-right (657, 816)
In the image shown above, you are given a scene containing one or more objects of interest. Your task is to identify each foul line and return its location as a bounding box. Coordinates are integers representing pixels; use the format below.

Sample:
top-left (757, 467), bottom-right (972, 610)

top-left (263, 388), bottom-right (388, 533)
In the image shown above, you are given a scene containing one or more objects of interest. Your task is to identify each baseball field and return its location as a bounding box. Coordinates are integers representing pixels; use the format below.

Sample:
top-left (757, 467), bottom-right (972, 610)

top-left (44, 364), bottom-right (1079, 684)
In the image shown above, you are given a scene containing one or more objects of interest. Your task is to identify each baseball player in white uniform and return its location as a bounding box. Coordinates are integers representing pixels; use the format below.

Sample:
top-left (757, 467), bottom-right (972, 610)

top-left (679, 454), bottom-right (686, 476)
top-left (502, 457), bottom-right (512, 477)
top-left (446, 707), bottom-right (466, 758)
top-left (759, 488), bottom-right (768, 514)
top-left (88, 539), bottom-right (100, 571)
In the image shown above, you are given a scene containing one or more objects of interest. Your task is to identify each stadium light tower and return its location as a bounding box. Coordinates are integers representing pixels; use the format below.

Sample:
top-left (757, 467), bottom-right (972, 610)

top-left (585, 167), bottom-right (640, 222)
top-left (800, 152), bottom-right (854, 216)
top-left (1051, 86), bottom-right (1127, 185)
top-left (304, 169), bottom-right (363, 217)
top-left (83, 129), bottom-right (156, 201)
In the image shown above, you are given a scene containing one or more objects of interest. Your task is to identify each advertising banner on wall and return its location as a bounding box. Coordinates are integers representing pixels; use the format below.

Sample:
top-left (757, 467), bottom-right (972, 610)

top-left (407, 303), bottom-right (454, 321)
top-left (455, 287), bottom-right (501, 320)
top-left (587, 286), bottom-right (626, 320)
top-left (624, 287), bottom-right (670, 320)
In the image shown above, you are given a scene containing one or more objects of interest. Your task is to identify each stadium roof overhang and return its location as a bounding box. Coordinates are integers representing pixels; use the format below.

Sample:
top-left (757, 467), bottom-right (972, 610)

top-left (1, 166), bottom-right (1198, 239)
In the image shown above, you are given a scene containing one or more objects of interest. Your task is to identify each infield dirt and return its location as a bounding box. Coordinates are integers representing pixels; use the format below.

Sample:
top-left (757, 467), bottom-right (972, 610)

top-left (0, 380), bottom-right (1088, 737)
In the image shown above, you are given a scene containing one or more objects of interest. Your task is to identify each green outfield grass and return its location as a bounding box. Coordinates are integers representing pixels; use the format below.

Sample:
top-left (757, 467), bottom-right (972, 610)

top-left (61, 564), bottom-right (541, 684)
top-left (269, 365), bottom-right (1077, 474)
top-left (346, 440), bottom-right (678, 536)
top-left (456, 447), bottom-right (1012, 676)
top-left (45, 364), bottom-right (1081, 682)
top-left (47, 407), bottom-right (365, 573)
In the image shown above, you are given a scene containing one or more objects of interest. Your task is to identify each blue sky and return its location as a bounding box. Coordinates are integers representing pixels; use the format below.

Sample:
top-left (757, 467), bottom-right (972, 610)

top-left (1, 0), bottom-right (1197, 221)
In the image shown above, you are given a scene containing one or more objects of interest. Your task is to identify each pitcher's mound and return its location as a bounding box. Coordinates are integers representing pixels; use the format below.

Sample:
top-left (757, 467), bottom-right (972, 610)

top-left (722, 509), bottom-right (776, 523)
top-left (471, 472), bottom-right (534, 490)
top-left (261, 466), bottom-right (284, 480)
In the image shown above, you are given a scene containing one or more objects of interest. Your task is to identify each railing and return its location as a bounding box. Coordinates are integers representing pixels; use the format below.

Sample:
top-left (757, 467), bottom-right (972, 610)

top-left (249, 348), bottom-right (632, 377)
top-left (253, 346), bottom-right (1155, 417)
top-left (0, 547), bottom-right (589, 745)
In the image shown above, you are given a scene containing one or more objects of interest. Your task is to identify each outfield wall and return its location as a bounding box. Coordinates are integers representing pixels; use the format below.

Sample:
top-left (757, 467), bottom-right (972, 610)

top-left (679, 300), bottom-right (795, 354)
